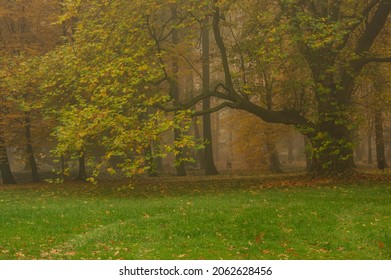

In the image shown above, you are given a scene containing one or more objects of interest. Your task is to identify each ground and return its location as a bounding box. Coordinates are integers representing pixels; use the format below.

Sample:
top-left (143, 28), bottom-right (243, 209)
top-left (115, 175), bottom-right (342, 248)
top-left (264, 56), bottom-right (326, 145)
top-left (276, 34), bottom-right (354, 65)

top-left (0, 171), bottom-right (390, 260)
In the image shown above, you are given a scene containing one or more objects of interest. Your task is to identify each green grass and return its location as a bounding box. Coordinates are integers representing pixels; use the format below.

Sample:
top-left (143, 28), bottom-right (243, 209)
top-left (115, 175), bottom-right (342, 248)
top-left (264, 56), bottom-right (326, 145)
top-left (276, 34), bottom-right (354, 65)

top-left (0, 174), bottom-right (390, 260)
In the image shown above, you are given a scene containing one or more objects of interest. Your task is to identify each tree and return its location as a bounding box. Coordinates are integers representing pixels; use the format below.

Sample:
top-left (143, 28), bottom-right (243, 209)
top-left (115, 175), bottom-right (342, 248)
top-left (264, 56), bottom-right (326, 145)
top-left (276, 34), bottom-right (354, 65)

top-left (171, 4), bottom-right (187, 176)
top-left (39, 0), bottom-right (201, 180)
top-left (201, 14), bottom-right (218, 175)
top-left (172, 0), bottom-right (391, 175)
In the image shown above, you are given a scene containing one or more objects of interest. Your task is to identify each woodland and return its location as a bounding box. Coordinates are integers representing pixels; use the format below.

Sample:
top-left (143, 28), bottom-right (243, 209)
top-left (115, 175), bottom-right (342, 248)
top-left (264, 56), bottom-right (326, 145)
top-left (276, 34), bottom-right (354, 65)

top-left (1, 0), bottom-right (391, 184)
top-left (1, 0), bottom-right (391, 261)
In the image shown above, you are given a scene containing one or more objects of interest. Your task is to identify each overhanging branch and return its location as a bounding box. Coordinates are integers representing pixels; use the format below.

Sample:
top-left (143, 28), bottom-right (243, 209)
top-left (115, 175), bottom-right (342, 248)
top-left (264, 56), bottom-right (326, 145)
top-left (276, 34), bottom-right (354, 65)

top-left (192, 101), bottom-right (239, 116)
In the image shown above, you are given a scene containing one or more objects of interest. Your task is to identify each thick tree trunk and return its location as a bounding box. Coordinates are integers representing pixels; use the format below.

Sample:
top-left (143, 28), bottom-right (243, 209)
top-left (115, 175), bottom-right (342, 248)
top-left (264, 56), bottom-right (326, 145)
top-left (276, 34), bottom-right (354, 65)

top-left (0, 137), bottom-right (16, 184)
top-left (374, 109), bottom-right (388, 170)
top-left (202, 15), bottom-right (218, 175)
top-left (308, 121), bottom-right (355, 175)
top-left (24, 114), bottom-right (40, 182)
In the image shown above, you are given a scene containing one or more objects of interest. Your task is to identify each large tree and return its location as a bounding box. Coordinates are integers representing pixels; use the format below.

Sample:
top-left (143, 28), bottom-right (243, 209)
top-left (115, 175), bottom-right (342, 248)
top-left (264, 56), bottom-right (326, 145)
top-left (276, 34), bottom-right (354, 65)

top-left (175, 0), bottom-right (391, 175)
top-left (39, 0), bottom-right (201, 180)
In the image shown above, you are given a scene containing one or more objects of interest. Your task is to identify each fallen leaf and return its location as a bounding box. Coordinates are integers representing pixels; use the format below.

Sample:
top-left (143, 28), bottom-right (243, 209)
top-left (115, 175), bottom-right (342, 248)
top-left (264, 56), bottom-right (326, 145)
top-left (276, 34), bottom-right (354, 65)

top-left (255, 232), bottom-right (265, 244)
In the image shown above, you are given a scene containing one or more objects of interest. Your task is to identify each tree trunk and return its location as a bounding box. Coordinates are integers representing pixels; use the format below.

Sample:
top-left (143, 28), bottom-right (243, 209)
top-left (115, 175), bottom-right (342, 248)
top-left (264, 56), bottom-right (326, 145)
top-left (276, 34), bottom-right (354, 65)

top-left (267, 143), bottom-right (282, 173)
top-left (354, 130), bottom-right (363, 163)
top-left (77, 151), bottom-right (87, 180)
top-left (308, 120), bottom-right (355, 175)
top-left (0, 136), bottom-right (16, 184)
top-left (374, 109), bottom-right (388, 170)
top-left (304, 136), bottom-right (312, 172)
top-left (287, 139), bottom-right (294, 162)
top-left (146, 143), bottom-right (159, 177)
top-left (171, 5), bottom-right (186, 176)
top-left (367, 130), bottom-right (373, 164)
top-left (0, 149), bottom-right (17, 184)
top-left (24, 114), bottom-right (40, 182)
top-left (61, 154), bottom-right (68, 180)
top-left (202, 15), bottom-right (218, 175)
top-left (193, 118), bottom-right (203, 169)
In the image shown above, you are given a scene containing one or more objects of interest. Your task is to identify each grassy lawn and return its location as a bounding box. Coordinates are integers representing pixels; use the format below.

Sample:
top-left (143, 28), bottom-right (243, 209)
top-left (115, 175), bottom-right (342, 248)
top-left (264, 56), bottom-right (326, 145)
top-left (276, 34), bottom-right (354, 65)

top-left (0, 174), bottom-right (390, 260)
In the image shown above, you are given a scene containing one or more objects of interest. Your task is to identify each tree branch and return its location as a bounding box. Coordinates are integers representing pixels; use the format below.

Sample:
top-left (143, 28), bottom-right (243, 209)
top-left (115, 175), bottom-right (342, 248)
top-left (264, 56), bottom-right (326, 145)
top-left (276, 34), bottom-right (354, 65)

top-left (192, 101), bottom-right (239, 116)
top-left (212, 7), bottom-right (235, 94)
top-left (362, 56), bottom-right (391, 64)
top-left (336, 0), bottom-right (381, 50)
top-left (237, 100), bottom-right (312, 128)
top-left (355, 0), bottom-right (391, 55)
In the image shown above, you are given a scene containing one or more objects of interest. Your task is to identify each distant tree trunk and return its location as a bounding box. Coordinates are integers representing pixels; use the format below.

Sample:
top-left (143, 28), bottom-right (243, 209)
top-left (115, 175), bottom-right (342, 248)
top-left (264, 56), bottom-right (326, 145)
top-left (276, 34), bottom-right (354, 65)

top-left (354, 130), bottom-right (363, 163)
top-left (147, 143), bottom-right (158, 177)
top-left (24, 113), bottom-right (40, 182)
top-left (171, 5), bottom-right (186, 176)
top-left (287, 139), bottom-right (294, 162)
top-left (367, 130), bottom-right (373, 165)
top-left (304, 136), bottom-right (312, 172)
top-left (77, 151), bottom-right (87, 180)
top-left (60, 154), bottom-right (69, 180)
top-left (267, 143), bottom-right (282, 173)
top-left (193, 118), bottom-right (203, 169)
top-left (374, 109), bottom-right (388, 170)
top-left (0, 135), bottom-right (16, 184)
top-left (202, 15), bottom-right (218, 175)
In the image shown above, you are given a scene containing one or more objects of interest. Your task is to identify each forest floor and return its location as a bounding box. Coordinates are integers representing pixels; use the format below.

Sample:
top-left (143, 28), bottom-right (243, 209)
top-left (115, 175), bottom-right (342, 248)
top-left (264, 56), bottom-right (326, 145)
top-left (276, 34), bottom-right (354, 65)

top-left (0, 171), bottom-right (390, 260)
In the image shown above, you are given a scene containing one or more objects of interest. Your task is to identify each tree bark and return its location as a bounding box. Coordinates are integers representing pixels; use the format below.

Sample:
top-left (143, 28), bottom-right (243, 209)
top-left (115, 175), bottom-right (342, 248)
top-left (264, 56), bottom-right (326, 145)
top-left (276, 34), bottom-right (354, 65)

top-left (202, 15), bottom-right (218, 175)
top-left (24, 113), bottom-right (40, 182)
